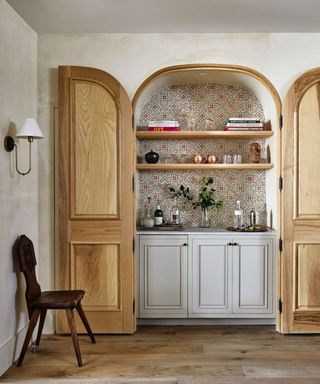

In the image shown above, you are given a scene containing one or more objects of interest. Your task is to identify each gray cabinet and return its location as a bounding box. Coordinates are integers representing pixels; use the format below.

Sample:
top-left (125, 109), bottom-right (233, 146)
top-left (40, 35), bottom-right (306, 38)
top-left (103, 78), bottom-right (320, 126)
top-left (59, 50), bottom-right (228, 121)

top-left (138, 232), bottom-right (275, 319)
top-left (139, 235), bottom-right (188, 317)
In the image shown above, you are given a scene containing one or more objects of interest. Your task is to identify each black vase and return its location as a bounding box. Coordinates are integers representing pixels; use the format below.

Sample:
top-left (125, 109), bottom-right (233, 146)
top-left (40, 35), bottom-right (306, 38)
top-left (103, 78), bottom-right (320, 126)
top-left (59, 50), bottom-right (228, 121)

top-left (145, 150), bottom-right (159, 164)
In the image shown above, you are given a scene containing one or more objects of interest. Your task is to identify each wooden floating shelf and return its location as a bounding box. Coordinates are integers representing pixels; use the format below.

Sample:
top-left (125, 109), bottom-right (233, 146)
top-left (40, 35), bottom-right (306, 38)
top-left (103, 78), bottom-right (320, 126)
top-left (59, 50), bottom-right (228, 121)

top-left (136, 163), bottom-right (274, 171)
top-left (136, 130), bottom-right (274, 140)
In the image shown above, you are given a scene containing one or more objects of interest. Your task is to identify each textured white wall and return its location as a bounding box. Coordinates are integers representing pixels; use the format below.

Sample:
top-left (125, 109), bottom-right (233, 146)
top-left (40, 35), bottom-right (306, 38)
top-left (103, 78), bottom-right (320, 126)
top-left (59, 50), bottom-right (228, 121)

top-left (38, 33), bottom-right (320, 332)
top-left (0, 0), bottom-right (38, 375)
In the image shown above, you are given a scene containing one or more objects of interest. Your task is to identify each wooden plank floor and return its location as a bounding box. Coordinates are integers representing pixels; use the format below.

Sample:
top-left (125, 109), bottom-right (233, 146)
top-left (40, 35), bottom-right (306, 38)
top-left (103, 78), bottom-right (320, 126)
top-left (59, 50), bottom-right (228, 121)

top-left (2, 325), bottom-right (320, 383)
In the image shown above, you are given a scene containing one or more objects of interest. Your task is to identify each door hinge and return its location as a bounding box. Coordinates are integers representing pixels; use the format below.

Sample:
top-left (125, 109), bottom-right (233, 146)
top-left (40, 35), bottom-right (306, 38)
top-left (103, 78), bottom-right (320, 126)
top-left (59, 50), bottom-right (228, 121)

top-left (132, 238), bottom-right (135, 253)
top-left (279, 238), bottom-right (283, 252)
top-left (279, 176), bottom-right (283, 191)
top-left (279, 299), bottom-right (283, 314)
top-left (279, 114), bottom-right (283, 129)
top-left (133, 299), bottom-right (135, 314)
top-left (132, 176), bottom-right (135, 193)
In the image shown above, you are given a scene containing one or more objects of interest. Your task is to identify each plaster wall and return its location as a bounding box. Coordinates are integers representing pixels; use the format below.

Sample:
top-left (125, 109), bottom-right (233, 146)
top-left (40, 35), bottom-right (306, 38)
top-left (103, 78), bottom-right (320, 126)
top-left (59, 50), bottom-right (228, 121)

top-left (0, 0), bottom-right (38, 375)
top-left (38, 32), bottom-right (320, 332)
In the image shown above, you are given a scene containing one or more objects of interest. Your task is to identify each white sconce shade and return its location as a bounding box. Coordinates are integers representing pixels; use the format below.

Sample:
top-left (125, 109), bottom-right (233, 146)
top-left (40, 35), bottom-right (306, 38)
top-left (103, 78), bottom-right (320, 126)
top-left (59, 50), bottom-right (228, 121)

top-left (16, 118), bottom-right (44, 139)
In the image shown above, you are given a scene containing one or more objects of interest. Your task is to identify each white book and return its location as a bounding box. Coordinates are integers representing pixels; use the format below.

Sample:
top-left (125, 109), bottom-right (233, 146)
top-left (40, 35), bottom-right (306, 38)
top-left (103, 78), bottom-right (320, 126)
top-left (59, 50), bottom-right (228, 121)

top-left (228, 117), bottom-right (261, 121)
top-left (148, 120), bottom-right (179, 127)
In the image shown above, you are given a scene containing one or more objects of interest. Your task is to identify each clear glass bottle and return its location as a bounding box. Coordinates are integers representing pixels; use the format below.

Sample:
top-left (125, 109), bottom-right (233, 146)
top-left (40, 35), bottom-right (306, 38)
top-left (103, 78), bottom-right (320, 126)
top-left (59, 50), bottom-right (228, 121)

top-left (233, 200), bottom-right (243, 229)
top-left (154, 205), bottom-right (163, 226)
top-left (170, 197), bottom-right (180, 225)
top-left (144, 197), bottom-right (154, 228)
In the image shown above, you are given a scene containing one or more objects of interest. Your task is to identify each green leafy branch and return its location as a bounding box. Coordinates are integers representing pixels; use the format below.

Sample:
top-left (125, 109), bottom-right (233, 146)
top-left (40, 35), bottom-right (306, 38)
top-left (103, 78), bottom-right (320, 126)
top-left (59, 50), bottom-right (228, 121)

top-left (169, 177), bottom-right (223, 210)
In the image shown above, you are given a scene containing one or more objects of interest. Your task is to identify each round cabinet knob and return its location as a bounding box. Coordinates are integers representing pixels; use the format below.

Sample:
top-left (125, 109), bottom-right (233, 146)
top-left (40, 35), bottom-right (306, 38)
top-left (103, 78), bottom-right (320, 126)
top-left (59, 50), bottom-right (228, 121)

top-left (145, 150), bottom-right (159, 164)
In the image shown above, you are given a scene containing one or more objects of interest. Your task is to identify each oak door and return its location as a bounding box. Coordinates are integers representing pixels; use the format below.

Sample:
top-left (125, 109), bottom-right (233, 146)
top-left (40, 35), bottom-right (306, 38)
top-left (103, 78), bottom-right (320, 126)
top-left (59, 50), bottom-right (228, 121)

top-left (282, 68), bottom-right (320, 333)
top-left (58, 66), bottom-right (135, 333)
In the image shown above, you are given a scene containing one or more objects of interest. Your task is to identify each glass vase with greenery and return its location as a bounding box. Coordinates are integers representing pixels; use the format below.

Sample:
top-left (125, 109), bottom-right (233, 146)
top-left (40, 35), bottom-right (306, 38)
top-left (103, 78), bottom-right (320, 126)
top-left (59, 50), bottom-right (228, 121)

top-left (169, 177), bottom-right (223, 227)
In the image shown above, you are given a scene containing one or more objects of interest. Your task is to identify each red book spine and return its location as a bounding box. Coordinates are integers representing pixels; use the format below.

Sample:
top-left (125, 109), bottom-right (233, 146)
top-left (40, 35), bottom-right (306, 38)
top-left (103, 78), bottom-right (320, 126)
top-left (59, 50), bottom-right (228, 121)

top-left (148, 127), bottom-right (181, 131)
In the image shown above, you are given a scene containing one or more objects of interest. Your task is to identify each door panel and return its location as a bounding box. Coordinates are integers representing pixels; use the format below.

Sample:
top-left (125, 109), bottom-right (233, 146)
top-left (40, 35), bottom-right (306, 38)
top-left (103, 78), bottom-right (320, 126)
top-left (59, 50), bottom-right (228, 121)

top-left (139, 235), bottom-right (188, 317)
top-left (233, 238), bottom-right (273, 314)
top-left (70, 244), bottom-right (120, 310)
top-left (282, 67), bottom-right (320, 333)
top-left (238, 245), bottom-right (266, 307)
top-left (72, 81), bottom-right (118, 218)
top-left (297, 83), bottom-right (320, 218)
top-left (189, 238), bottom-right (232, 316)
top-left (296, 244), bottom-right (320, 309)
top-left (58, 66), bottom-right (135, 333)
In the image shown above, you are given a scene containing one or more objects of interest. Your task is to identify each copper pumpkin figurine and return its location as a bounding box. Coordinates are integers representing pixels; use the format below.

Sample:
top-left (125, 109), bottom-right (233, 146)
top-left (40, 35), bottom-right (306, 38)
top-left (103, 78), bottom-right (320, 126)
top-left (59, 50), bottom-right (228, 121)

top-left (192, 155), bottom-right (203, 164)
top-left (207, 155), bottom-right (217, 164)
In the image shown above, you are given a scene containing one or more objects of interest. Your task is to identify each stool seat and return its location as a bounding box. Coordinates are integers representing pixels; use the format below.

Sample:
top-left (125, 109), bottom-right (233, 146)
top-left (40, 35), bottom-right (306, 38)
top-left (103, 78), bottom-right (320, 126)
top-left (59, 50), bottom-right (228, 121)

top-left (30, 290), bottom-right (85, 310)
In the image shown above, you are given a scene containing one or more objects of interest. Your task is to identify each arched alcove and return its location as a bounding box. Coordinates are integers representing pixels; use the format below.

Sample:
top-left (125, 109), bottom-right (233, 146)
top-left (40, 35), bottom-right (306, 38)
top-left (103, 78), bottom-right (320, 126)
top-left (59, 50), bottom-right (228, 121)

top-left (133, 64), bottom-right (281, 229)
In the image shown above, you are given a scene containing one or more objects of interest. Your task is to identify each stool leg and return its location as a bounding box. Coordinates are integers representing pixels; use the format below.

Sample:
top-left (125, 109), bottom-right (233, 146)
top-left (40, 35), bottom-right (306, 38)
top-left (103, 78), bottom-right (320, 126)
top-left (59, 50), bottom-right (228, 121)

top-left (35, 309), bottom-right (47, 346)
top-left (65, 309), bottom-right (83, 367)
top-left (17, 309), bottom-right (40, 367)
top-left (76, 302), bottom-right (96, 344)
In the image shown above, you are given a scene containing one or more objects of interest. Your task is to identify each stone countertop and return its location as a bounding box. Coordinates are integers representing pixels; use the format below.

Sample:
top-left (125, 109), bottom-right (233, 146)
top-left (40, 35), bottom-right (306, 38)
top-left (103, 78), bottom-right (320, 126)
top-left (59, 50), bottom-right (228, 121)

top-left (137, 226), bottom-right (276, 235)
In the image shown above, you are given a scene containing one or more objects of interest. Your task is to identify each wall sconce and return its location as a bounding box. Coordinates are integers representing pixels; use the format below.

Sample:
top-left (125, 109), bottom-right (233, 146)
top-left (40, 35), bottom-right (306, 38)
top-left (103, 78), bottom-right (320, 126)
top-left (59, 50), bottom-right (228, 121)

top-left (4, 118), bottom-right (44, 176)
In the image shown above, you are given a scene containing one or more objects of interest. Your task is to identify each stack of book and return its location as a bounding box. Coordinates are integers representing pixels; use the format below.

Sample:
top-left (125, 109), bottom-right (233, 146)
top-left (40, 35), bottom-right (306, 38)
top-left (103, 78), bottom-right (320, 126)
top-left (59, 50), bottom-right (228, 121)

top-left (224, 118), bottom-right (264, 131)
top-left (148, 120), bottom-right (180, 131)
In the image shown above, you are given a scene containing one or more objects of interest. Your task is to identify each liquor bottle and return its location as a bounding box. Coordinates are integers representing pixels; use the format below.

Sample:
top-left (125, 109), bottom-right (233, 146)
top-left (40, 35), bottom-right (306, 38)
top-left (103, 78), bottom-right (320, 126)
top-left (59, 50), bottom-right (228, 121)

top-left (233, 200), bottom-right (243, 229)
top-left (154, 205), bottom-right (163, 226)
top-left (170, 197), bottom-right (180, 225)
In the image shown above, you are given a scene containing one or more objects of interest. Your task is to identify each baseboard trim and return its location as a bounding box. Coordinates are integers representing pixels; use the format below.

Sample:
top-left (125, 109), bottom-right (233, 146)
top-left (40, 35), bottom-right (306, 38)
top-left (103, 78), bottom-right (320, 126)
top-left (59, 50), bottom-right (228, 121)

top-left (0, 325), bottom-right (28, 377)
top-left (137, 318), bottom-right (276, 326)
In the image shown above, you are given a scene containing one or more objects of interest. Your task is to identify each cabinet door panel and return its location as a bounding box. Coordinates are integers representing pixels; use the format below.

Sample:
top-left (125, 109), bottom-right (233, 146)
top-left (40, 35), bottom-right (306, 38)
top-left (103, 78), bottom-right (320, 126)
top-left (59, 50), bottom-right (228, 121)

top-left (233, 238), bottom-right (274, 315)
top-left (139, 235), bottom-right (188, 317)
top-left (189, 237), bottom-right (232, 316)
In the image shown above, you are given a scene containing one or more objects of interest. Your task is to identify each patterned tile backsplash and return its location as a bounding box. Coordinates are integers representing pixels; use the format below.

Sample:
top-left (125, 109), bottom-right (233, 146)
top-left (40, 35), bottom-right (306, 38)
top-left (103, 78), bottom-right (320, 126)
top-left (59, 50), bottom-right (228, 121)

top-left (137, 82), bottom-right (267, 228)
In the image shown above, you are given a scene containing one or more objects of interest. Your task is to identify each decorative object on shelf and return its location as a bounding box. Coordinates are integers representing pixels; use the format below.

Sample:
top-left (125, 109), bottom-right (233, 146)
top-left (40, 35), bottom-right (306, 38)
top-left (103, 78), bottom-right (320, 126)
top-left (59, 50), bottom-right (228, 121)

top-left (226, 225), bottom-right (268, 232)
top-left (201, 207), bottom-right (211, 228)
top-left (233, 200), bottom-right (244, 229)
top-left (148, 120), bottom-right (180, 131)
top-left (170, 197), bottom-right (181, 225)
top-left (192, 154), bottom-right (204, 164)
top-left (169, 177), bottom-right (223, 228)
top-left (224, 117), bottom-right (264, 131)
top-left (233, 154), bottom-right (242, 164)
top-left (177, 152), bottom-right (190, 163)
top-left (145, 150), bottom-right (159, 164)
top-left (143, 196), bottom-right (155, 227)
top-left (248, 142), bottom-right (261, 163)
top-left (223, 154), bottom-right (232, 164)
top-left (205, 118), bottom-right (215, 131)
top-left (154, 205), bottom-right (163, 226)
top-left (266, 144), bottom-right (271, 163)
top-left (207, 155), bottom-right (217, 164)
top-left (249, 208), bottom-right (257, 227)
top-left (4, 118), bottom-right (44, 176)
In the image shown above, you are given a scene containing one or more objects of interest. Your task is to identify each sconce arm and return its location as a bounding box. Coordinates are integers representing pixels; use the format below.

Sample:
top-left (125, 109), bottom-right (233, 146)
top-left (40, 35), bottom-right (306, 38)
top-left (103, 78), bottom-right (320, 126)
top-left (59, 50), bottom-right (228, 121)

top-left (15, 139), bottom-right (32, 176)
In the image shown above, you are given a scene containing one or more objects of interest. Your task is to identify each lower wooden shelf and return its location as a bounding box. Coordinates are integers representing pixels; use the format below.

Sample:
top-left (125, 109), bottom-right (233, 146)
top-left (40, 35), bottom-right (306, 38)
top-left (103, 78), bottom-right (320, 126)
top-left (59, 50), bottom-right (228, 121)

top-left (136, 163), bottom-right (274, 170)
